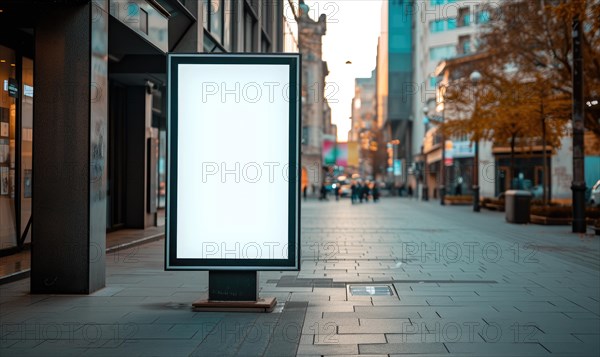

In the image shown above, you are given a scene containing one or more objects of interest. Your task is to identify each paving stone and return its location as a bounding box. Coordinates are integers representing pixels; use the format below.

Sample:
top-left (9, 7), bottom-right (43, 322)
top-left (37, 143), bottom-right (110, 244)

top-left (338, 324), bottom-right (414, 334)
top-left (386, 332), bottom-right (485, 343)
top-left (359, 342), bottom-right (447, 354)
top-left (444, 342), bottom-right (550, 355)
top-left (302, 318), bottom-right (359, 334)
top-left (539, 342), bottom-right (600, 356)
top-left (314, 333), bottom-right (386, 344)
top-left (296, 343), bottom-right (358, 355)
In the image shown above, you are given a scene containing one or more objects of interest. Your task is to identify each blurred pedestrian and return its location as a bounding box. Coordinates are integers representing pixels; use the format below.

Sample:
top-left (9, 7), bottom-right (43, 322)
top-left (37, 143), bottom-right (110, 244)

top-left (303, 186), bottom-right (308, 201)
top-left (358, 182), bottom-right (364, 203)
top-left (455, 176), bottom-right (463, 195)
top-left (334, 184), bottom-right (340, 201)
top-left (399, 183), bottom-right (405, 197)
top-left (407, 185), bottom-right (413, 199)
top-left (373, 183), bottom-right (380, 202)
top-left (363, 182), bottom-right (370, 202)
top-left (350, 182), bottom-right (358, 204)
top-left (319, 184), bottom-right (327, 201)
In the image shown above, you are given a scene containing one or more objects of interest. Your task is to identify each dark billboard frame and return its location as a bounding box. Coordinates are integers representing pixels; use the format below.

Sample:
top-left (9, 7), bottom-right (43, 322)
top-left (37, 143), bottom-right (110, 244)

top-left (165, 53), bottom-right (301, 271)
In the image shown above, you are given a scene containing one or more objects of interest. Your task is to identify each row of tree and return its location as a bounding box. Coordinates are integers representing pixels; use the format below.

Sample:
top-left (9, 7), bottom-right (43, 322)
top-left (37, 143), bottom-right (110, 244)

top-left (441, 0), bottom-right (600, 204)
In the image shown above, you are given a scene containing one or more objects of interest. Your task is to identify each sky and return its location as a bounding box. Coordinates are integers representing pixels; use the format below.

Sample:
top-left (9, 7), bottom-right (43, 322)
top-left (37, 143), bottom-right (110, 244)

top-left (303, 0), bottom-right (383, 142)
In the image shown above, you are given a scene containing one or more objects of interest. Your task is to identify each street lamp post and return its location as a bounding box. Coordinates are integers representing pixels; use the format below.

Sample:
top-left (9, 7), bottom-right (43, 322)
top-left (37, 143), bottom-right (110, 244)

top-left (422, 106), bottom-right (429, 201)
top-left (571, 16), bottom-right (586, 233)
top-left (470, 71), bottom-right (481, 212)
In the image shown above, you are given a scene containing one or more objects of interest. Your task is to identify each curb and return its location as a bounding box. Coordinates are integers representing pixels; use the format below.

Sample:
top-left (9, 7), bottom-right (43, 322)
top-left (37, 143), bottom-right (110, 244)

top-left (105, 232), bottom-right (164, 253)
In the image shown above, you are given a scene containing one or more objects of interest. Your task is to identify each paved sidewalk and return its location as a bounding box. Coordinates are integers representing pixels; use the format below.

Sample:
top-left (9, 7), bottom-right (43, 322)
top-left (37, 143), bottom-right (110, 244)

top-left (0, 226), bottom-right (165, 284)
top-left (1, 198), bottom-right (599, 356)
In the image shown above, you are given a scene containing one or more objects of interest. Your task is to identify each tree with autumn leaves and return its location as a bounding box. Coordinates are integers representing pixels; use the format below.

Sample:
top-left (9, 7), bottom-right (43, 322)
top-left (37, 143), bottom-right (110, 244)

top-left (440, 0), bottom-right (598, 204)
top-left (480, 0), bottom-right (599, 136)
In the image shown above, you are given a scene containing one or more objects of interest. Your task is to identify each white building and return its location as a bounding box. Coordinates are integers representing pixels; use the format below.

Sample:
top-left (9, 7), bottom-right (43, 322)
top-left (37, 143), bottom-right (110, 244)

top-left (410, 0), bottom-right (493, 198)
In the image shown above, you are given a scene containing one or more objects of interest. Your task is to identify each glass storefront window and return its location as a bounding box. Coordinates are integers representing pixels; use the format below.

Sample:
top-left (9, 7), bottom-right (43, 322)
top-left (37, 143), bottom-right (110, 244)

top-left (0, 45), bottom-right (34, 250)
top-left (204, 0), bottom-right (231, 50)
top-left (0, 44), bottom-right (17, 249)
top-left (209, 0), bottom-right (223, 42)
top-left (245, 12), bottom-right (256, 52)
top-left (223, 0), bottom-right (232, 51)
top-left (21, 57), bottom-right (33, 244)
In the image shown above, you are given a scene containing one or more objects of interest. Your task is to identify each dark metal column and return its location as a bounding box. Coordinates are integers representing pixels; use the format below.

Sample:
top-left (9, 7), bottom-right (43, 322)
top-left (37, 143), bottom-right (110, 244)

top-left (473, 141), bottom-right (480, 212)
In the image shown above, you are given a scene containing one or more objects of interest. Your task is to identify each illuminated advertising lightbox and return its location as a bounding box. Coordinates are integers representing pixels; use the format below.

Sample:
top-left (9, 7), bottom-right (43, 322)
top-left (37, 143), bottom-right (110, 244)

top-left (166, 54), bottom-right (301, 270)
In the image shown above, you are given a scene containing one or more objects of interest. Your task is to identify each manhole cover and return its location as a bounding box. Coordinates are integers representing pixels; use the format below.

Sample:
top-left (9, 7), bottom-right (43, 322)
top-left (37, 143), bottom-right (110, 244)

top-left (348, 285), bottom-right (393, 296)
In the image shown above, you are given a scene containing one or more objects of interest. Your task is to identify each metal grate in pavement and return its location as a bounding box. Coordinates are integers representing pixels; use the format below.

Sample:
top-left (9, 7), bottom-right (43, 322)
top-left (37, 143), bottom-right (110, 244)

top-left (348, 284), bottom-right (394, 296)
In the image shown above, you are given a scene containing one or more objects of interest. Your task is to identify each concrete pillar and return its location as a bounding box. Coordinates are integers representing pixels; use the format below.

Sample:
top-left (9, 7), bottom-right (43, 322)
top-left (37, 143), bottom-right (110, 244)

top-left (31, 1), bottom-right (108, 294)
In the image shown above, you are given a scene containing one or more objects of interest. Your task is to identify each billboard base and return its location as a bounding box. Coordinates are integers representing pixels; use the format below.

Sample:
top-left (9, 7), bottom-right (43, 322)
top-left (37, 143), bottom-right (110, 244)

top-left (191, 271), bottom-right (276, 312)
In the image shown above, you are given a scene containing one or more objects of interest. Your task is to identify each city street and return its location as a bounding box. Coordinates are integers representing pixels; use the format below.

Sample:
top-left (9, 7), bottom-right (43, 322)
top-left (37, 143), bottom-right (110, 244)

top-left (1, 1), bottom-right (599, 356)
top-left (1, 198), bottom-right (599, 356)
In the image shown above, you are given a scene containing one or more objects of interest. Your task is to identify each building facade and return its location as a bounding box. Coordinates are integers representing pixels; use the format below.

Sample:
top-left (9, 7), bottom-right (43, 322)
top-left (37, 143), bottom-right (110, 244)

top-left (296, 0), bottom-right (329, 193)
top-left (410, 0), bottom-right (492, 198)
top-left (376, 0), bottom-right (414, 187)
top-left (0, 0), bottom-right (286, 293)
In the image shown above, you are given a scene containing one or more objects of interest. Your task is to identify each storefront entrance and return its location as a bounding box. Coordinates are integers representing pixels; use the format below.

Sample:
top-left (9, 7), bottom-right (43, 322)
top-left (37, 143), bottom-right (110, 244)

top-left (0, 40), bottom-right (34, 253)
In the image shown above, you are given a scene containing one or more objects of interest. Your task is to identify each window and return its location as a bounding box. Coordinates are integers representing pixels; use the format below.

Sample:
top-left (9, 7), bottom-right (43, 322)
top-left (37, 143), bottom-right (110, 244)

top-left (140, 9), bottom-right (148, 34)
top-left (429, 20), bottom-right (445, 33)
top-left (302, 126), bottom-right (309, 144)
top-left (262, 0), bottom-right (273, 36)
top-left (244, 12), bottom-right (256, 52)
top-left (458, 35), bottom-right (471, 55)
top-left (429, 76), bottom-right (437, 88)
top-left (476, 9), bottom-right (490, 24)
top-left (223, 0), bottom-right (232, 50)
top-left (429, 45), bottom-right (456, 61)
top-left (209, 1), bottom-right (223, 42)
top-left (203, 33), bottom-right (223, 53)
top-left (204, 0), bottom-right (231, 50)
top-left (430, 18), bottom-right (457, 33)
top-left (457, 7), bottom-right (471, 27)
top-left (0, 45), bottom-right (17, 247)
top-left (0, 47), bottom-right (34, 248)
top-left (261, 36), bottom-right (271, 53)
top-left (447, 18), bottom-right (456, 30)
top-left (430, 0), bottom-right (455, 5)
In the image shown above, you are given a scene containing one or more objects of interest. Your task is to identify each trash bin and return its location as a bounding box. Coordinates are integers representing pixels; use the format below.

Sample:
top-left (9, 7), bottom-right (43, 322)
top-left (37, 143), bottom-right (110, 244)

top-left (505, 190), bottom-right (533, 223)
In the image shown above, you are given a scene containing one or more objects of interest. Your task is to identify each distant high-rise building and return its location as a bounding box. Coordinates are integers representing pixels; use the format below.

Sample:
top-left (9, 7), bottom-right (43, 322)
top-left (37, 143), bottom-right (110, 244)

top-left (376, 0), bottom-right (415, 186)
top-left (351, 70), bottom-right (377, 177)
